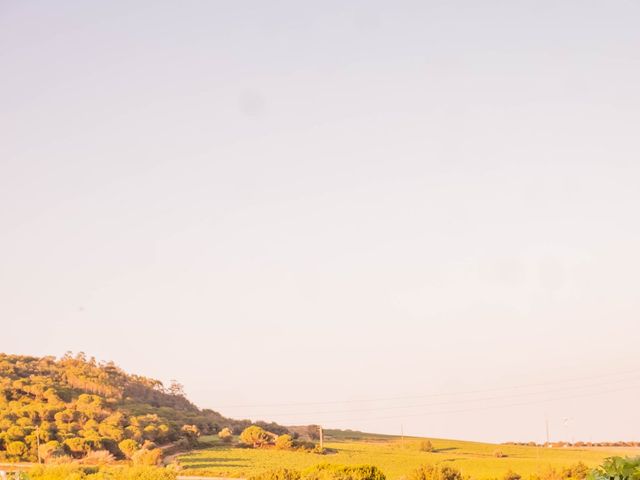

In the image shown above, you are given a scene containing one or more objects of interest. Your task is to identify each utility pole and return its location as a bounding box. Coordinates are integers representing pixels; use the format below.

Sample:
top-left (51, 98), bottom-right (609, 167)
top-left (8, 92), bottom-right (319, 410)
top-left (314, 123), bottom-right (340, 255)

top-left (401, 424), bottom-right (404, 448)
top-left (545, 417), bottom-right (550, 446)
top-left (318, 425), bottom-right (324, 450)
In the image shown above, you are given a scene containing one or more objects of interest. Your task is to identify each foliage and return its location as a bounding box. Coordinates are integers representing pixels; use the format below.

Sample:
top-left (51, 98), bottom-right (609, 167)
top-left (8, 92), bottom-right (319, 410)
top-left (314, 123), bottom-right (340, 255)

top-left (276, 434), bottom-right (295, 450)
top-left (304, 464), bottom-right (386, 480)
top-left (178, 433), bottom-right (640, 480)
top-left (563, 463), bottom-right (589, 480)
top-left (241, 426), bottom-right (273, 448)
top-left (419, 440), bottom-right (434, 452)
top-left (408, 464), bottom-right (463, 480)
top-left (131, 448), bottom-right (163, 466)
top-left (218, 427), bottom-right (233, 443)
top-left (587, 457), bottom-right (640, 480)
top-left (0, 353), bottom-right (288, 461)
top-left (503, 470), bottom-right (521, 480)
top-left (248, 468), bottom-right (302, 480)
top-left (119, 439), bottom-right (140, 459)
top-left (27, 465), bottom-right (177, 480)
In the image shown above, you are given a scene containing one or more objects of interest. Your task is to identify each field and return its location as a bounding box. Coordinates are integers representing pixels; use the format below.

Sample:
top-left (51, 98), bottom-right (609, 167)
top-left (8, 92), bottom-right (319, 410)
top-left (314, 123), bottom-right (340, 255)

top-left (176, 431), bottom-right (639, 480)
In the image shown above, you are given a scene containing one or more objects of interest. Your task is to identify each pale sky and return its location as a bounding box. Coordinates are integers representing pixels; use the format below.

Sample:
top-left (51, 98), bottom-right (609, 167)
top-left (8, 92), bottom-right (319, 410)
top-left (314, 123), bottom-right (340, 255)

top-left (2, 1), bottom-right (640, 443)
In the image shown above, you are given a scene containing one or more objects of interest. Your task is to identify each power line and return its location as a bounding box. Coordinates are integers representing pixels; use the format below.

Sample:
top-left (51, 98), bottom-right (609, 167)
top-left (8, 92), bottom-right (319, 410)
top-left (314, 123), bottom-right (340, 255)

top-left (316, 382), bottom-right (640, 426)
top-left (238, 374), bottom-right (640, 418)
top-left (214, 367), bottom-right (640, 409)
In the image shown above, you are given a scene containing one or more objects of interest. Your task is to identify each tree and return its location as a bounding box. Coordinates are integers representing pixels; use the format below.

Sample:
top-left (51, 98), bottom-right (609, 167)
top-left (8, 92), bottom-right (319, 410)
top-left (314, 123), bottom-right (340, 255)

top-left (275, 434), bottom-right (294, 450)
top-left (218, 427), bottom-right (233, 443)
top-left (169, 380), bottom-right (185, 397)
top-left (131, 447), bottom-right (163, 466)
top-left (6, 440), bottom-right (27, 459)
top-left (118, 439), bottom-right (140, 459)
top-left (240, 426), bottom-right (272, 448)
top-left (419, 440), bottom-right (434, 452)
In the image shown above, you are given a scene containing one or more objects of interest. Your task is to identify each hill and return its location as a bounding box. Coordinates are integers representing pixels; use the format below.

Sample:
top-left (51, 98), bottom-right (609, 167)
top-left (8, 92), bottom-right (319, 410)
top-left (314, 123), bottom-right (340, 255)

top-left (0, 353), bottom-right (287, 463)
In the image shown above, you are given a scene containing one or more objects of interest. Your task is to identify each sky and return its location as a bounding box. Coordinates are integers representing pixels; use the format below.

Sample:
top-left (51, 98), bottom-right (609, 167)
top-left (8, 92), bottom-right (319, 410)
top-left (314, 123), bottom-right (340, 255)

top-left (1, 1), bottom-right (640, 443)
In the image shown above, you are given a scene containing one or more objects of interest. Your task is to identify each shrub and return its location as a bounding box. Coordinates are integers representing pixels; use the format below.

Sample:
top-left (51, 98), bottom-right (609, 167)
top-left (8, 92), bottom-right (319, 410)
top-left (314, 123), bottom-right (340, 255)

top-left (27, 465), bottom-right (177, 480)
top-left (562, 463), bottom-right (589, 480)
top-left (39, 440), bottom-right (65, 462)
top-left (304, 464), bottom-right (386, 480)
top-left (131, 448), bottom-right (163, 466)
top-left (587, 456), bottom-right (640, 480)
top-left (419, 440), bottom-right (434, 452)
top-left (218, 427), bottom-right (233, 443)
top-left (240, 426), bottom-right (272, 448)
top-left (503, 470), bottom-right (521, 480)
top-left (6, 440), bottom-right (28, 459)
top-left (119, 439), bottom-right (140, 459)
top-left (248, 468), bottom-right (302, 480)
top-left (409, 464), bottom-right (463, 480)
top-left (494, 450), bottom-right (506, 458)
top-left (275, 434), bottom-right (294, 450)
top-left (81, 450), bottom-right (116, 465)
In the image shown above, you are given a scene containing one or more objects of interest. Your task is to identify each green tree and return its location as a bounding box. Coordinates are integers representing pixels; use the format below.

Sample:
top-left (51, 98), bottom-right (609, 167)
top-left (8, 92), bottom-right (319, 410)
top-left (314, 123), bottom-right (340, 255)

top-left (218, 427), bottom-right (233, 443)
top-left (240, 426), bottom-right (272, 448)
top-left (6, 440), bottom-right (28, 459)
top-left (118, 439), bottom-right (140, 459)
top-left (275, 434), bottom-right (294, 450)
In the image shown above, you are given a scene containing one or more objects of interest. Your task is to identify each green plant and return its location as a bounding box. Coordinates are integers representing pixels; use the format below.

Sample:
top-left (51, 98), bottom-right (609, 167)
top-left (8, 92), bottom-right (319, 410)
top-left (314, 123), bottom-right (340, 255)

top-left (409, 464), bottom-right (463, 480)
top-left (218, 427), bottom-right (233, 443)
top-left (248, 468), bottom-right (302, 480)
top-left (304, 464), bottom-right (386, 480)
top-left (587, 456), bottom-right (640, 480)
top-left (504, 470), bottom-right (521, 480)
top-left (419, 440), bottom-right (434, 452)
top-left (241, 426), bottom-right (273, 448)
top-left (276, 434), bottom-right (294, 450)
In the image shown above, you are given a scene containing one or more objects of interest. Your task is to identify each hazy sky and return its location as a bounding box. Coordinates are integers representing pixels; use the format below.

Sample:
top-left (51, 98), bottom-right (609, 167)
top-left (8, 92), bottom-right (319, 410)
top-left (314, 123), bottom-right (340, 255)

top-left (2, 1), bottom-right (640, 443)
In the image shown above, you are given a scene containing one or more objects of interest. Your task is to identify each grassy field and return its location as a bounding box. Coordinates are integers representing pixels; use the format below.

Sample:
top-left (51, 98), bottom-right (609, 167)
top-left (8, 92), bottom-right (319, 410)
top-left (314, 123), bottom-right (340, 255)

top-left (176, 431), bottom-right (639, 480)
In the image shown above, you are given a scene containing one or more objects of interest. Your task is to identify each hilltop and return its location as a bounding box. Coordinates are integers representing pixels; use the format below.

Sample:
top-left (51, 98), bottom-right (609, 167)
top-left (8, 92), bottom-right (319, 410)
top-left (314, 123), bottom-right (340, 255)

top-left (0, 353), bottom-right (287, 463)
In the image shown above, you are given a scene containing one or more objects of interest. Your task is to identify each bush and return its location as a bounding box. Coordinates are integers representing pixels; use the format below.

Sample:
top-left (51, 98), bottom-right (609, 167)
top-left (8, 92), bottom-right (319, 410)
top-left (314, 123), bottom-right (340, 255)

top-left (240, 426), bottom-right (273, 448)
top-left (119, 439), bottom-right (140, 459)
top-left (131, 448), bottom-right (163, 466)
top-left (587, 456), bottom-right (640, 480)
top-left (81, 450), bottom-right (116, 465)
top-left (248, 468), bottom-right (302, 480)
top-left (563, 463), bottom-right (589, 480)
top-left (39, 440), bottom-right (65, 462)
top-left (419, 440), bottom-right (434, 452)
top-left (503, 470), bottom-right (521, 480)
top-left (304, 464), bottom-right (386, 480)
top-left (6, 440), bottom-right (28, 459)
top-left (276, 434), bottom-right (294, 450)
top-left (218, 427), bottom-right (233, 443)
top-left (27, 465), bottom-right (177, 480)
top-left (409, 464), bottom-right (464, 480)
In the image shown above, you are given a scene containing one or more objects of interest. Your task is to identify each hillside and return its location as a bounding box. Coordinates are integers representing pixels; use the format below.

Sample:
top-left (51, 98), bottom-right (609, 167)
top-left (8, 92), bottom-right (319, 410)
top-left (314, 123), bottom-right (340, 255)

top-left (0, 353), bottom-right (286, 463)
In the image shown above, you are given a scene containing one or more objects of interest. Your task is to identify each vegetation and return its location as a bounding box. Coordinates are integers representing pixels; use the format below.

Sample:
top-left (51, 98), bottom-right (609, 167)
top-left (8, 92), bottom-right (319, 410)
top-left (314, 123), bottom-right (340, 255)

top-left (587, 456), bottom-right (640, 480)
top-left (419, 440), bottom-right (434, 453)
top-left (177, 432), bottom-right (640, 480)
top-left (0, 353), bottom-right (287, 462)
top-left (248, 464), bottom-right (385, 480)
top-left (26, 465), bottom-right (176, 480)
top-left (408, 464), bottom-right (463, 480)
top-left (241, 426), bottom-right (274, 448)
